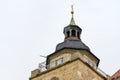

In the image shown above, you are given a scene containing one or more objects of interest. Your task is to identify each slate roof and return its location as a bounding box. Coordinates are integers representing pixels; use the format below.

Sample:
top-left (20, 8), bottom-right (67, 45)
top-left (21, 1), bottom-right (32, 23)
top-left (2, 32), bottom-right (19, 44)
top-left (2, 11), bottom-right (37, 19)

top-left (56, 40), bottom-right (90, 51)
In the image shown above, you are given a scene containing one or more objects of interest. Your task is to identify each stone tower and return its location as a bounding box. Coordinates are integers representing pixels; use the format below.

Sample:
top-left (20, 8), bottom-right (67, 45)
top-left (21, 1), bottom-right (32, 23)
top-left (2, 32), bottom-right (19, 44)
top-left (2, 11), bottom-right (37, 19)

top-left (30, 5), bottom-right (107, 80)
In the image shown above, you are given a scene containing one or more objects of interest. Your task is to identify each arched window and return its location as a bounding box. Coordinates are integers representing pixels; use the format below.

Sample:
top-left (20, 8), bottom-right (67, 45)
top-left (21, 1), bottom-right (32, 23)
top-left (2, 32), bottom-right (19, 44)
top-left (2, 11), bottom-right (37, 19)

top-left (72, 30), bottom-right (76, 37)
top-left (51, 77), bottom-right (59, 80)
top-left (66, 31), bottom-right (70, 37)
top-left (77, 31), bottom-right (80, 39)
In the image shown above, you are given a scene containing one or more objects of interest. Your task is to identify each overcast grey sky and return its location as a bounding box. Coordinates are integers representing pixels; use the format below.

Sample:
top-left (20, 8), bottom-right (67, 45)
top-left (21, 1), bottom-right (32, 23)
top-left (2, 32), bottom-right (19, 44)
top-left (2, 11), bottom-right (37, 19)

top-left (0, 0), bottom-right (120, 80)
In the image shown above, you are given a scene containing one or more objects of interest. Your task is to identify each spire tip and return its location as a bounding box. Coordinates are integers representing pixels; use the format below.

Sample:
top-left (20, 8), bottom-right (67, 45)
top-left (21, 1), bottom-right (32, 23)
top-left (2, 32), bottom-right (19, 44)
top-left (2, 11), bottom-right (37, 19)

top-left (71, 4), bottom-right (74, 15)
top-left (70, 4), bottom-right (76, 25)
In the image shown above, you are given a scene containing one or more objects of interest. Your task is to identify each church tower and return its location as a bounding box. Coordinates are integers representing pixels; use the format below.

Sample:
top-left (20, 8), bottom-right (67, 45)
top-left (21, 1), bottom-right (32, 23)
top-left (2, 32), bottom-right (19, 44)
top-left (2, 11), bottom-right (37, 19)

top-left (30, 5), bottom-right (107, 80)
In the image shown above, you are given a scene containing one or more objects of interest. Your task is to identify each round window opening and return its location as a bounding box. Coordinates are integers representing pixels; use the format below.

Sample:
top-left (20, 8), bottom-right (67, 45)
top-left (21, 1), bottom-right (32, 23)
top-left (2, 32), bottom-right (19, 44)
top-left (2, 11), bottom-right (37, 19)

top-left (51, 77), bottom-right (59, 80)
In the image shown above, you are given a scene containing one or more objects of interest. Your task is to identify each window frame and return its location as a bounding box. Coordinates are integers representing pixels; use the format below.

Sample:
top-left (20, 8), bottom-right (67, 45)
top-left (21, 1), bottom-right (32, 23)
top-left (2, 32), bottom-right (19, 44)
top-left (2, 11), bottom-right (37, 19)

top-left (55, 57), bottom-right (64, 66)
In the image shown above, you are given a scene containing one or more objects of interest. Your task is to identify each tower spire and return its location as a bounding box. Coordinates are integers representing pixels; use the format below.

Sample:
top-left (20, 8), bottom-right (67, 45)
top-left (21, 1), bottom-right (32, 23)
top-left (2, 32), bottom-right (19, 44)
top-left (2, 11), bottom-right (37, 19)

top-left (70, 4), bottom-right (76, 25)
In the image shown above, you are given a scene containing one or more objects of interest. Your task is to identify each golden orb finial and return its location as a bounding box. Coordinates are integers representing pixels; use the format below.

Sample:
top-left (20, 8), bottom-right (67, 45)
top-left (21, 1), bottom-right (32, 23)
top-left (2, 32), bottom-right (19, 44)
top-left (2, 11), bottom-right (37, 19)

top-left (70, 4), bottom-right (76, 25)
top-left (71, 4), bottom-right (74, 15)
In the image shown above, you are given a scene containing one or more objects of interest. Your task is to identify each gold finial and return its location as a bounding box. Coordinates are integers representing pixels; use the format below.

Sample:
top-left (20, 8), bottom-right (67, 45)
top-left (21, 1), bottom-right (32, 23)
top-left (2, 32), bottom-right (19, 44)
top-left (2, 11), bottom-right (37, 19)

top-left (70, 4), bottom-right (76, 25)
top-left (71, 4), bottom-right (74, 16)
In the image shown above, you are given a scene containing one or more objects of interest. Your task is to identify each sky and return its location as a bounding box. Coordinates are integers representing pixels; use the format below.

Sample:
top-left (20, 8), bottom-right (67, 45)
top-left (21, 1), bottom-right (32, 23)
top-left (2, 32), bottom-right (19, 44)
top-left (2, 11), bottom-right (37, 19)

top-left (0, 0), bottom-right (120, 80)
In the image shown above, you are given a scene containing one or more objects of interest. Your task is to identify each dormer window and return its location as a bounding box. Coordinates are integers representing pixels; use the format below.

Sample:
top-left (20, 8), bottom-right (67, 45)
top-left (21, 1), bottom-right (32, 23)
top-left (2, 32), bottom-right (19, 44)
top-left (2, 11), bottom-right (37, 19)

top-left (55, 57), bottom-right (63, 66)
top-left (83, 55), bottom-right (95, 68)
